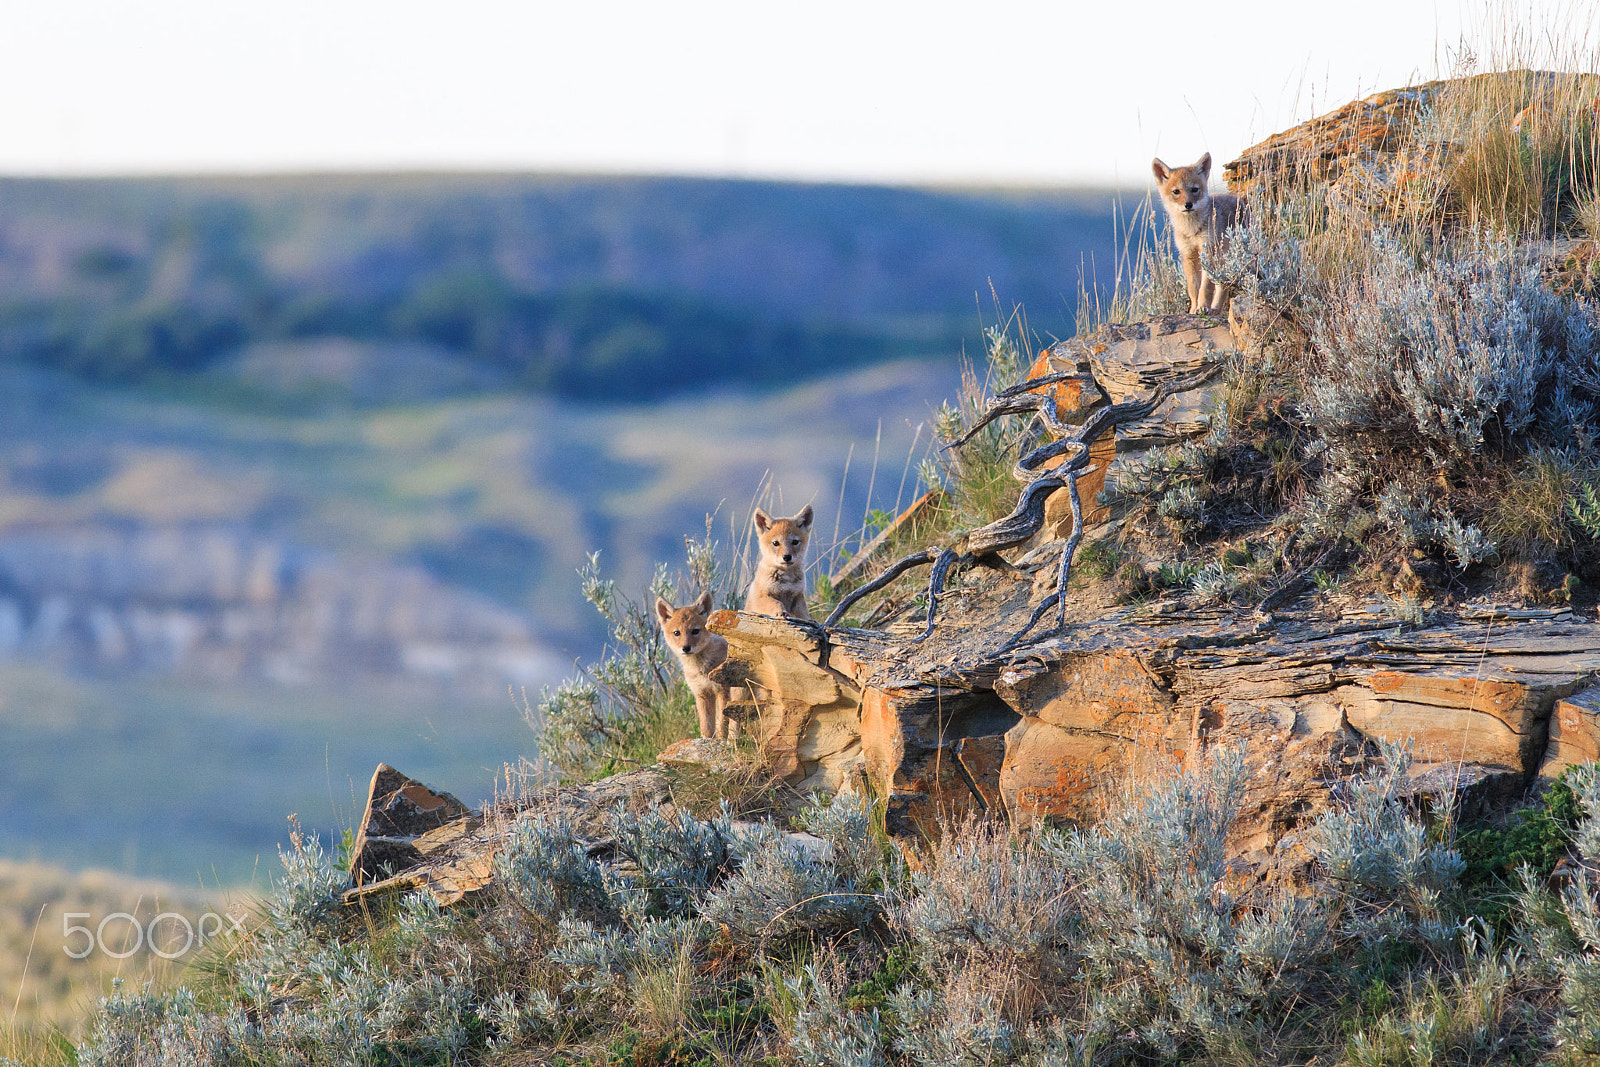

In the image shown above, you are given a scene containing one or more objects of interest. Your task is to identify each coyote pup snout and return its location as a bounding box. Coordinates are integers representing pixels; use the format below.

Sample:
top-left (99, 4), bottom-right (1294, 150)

top-left (655, 592), bottom-right (737, 740)
top-left (1152, 152), bottom-right (1245, 315)
top-left (746, 505), bottom-right (812, 620)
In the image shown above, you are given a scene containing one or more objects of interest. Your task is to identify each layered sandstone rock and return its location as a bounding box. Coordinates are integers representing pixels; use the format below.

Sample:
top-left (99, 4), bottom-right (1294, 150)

top-left (1222, 71), bottom-right (1600, 224)
top-left (708, 580), bottom-right (1600, 881)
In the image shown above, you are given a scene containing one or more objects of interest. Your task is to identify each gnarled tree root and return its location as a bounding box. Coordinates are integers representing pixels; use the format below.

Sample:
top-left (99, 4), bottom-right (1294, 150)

top-left (824, 365), bottom-right (1218, 648)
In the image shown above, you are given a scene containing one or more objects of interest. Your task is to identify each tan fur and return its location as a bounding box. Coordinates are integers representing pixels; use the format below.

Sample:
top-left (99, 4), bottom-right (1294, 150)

top-left (655, 592), bottom-right (738, 740)
top-left (1152, 152), bottom-right (1246, 314)
top-left (745, 505), bottom-right (812, 620)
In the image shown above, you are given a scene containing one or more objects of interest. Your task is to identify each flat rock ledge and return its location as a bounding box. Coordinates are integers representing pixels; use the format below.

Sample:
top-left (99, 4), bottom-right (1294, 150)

top-left (708, 588), bottom-right (1600, 885)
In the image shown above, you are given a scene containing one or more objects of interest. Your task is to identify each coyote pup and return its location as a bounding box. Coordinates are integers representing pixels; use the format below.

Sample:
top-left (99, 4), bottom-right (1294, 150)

top-left (656, 593), bottom-right (736, 739)
top-left (746, 505), bottom-right (812, 620)
top-left (1152, 152), bottom-right (1245, 314)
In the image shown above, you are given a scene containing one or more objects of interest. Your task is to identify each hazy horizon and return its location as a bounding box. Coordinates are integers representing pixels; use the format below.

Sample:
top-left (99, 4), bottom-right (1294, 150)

top-left (4, 1), bottom-right (1589, 185)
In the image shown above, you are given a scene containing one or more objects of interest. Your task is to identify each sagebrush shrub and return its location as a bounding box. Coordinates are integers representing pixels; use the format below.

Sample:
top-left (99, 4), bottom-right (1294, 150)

top-left (1550, 767), bottom-right (1600, 1056)
top-left (606, 803), bottom-right (736, 916)
top-left (1044, 746), bottom-right (1323, 1055)
top-left (702, 821), bottom-right (879, 951)
top-left (264, 823), bottom-right (347, 934)
top-left (1307, 234), bottom-right (1599, 471)
top-left (1306, 740), bottom-right (1465, 951)
top-left (1375, 482), bottom-right (1496, 570)
top-left (496, 812), bottom-right (615, 923)
top-left (893, 816), bottom-right (1072, 980)
top-left (794, 791), bottom-right (891, 886)
top-left (787, 964), bottom-right (886, 1067)
top-left (889, 976), bottom-right (1016, 1067)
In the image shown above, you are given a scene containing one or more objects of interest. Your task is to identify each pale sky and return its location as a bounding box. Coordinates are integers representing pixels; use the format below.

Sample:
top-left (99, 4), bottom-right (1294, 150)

top-left (0, 0), bottom-right (1590, 186)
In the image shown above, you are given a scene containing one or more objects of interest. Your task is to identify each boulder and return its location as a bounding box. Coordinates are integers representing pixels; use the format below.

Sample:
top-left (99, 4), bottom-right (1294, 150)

top-left (348, 764), bottom-right (472, 887)
top-left (1543, 684), bottom-right (1600, 777)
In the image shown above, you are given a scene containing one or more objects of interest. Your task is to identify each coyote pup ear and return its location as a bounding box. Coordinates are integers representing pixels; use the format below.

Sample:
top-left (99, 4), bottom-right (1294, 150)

top-left (655, 597), bottom-right (673, 622)
top-left (753, 508), bottom-right (771, 532)
top-left (1152, 158), bottom-right (1170, 182)
top-left (1196, 152), bottom-right (1212, 177)
top-left (693, 592), bottom-right (713, 616)
top-left (796, 505), bottom-right (813, 529)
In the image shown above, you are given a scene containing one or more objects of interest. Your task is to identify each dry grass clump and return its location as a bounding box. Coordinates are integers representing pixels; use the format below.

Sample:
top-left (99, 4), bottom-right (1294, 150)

top-left (1430, 69), bottom-right (1600, 236)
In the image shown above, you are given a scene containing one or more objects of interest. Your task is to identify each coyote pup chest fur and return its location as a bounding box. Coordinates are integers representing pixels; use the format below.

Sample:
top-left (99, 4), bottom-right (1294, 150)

top-left (746, 505), bottom-right (812, 620)
top-left (1152, 152), bottom-right (1245, 314)
top-left (655, 593), bottom-right (736, 739)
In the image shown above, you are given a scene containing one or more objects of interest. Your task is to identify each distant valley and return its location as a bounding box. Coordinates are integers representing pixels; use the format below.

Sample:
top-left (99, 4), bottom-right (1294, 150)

top-left (0, 174), bottom-right (1119, 882)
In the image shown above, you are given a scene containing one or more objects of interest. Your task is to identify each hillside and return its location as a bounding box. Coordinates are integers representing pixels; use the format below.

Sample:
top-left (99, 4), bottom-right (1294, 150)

top-left (0, 174), bottom-right (1117, 400)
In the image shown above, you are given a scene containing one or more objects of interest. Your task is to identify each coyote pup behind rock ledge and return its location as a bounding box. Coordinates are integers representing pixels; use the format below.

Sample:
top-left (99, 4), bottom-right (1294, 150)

top-left (746, 505), bottom-right (812, 620)
top-left (1152, 152), bottom-right (1245, 314)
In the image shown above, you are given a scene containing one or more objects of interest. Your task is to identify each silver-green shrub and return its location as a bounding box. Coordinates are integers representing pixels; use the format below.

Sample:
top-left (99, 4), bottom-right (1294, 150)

top-left (1307, 234), bottom-right (1599, 469)
top-left (893, 816), bottom-right (1072, 977)
top-left (496, 812), bottom-right (615, 922)
top-left (481, 988), bottom-right (563, 1049)
top-left (794, 791), bottom-right (891, 885)
top-left (1043, 746), bottom-right (1324, 1056)
top-left (606, 803), bottom-right (736, 915)
top-left (1546, 767), bottom-right (1600, 1057)
top-left (1306, 740), bottom-right (1465, 948)
top-left (264, 824), bottom-right (347, 934)
top-left (77, 984), bottom-right (233, 1067)
top-left (1375, 483), bottom-right (1496, 570)
top-left (786, 964), bottom-right (886, 1067)
top-left (888, 980), bottom-right (1015, 1067)
top-left (702, 821), bottom-right (878, 951)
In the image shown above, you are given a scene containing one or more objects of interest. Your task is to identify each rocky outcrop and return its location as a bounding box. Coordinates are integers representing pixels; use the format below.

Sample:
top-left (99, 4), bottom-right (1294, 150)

top-left (710, 577), bottom-right (1600, 880)
top-left (348, 764), bottom-right (474, 887)
top-left (703, 311), bottom-right (1600, 881)
top-left (1223, 71), bottom-right (1600, 224)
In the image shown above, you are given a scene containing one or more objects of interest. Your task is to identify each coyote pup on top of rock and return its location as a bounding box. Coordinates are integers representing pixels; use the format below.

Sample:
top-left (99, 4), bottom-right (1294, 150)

top-left (655, 592), bottom-right (736, 739)
top-left (1152, 152), bottom-right (1245, 315)
top-left (746, 505), bottom-right (812, 620)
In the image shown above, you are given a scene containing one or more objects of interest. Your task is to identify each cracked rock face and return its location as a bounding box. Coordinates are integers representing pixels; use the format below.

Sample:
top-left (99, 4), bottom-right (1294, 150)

top-left (713, 585), bottom-right (1600, 882)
